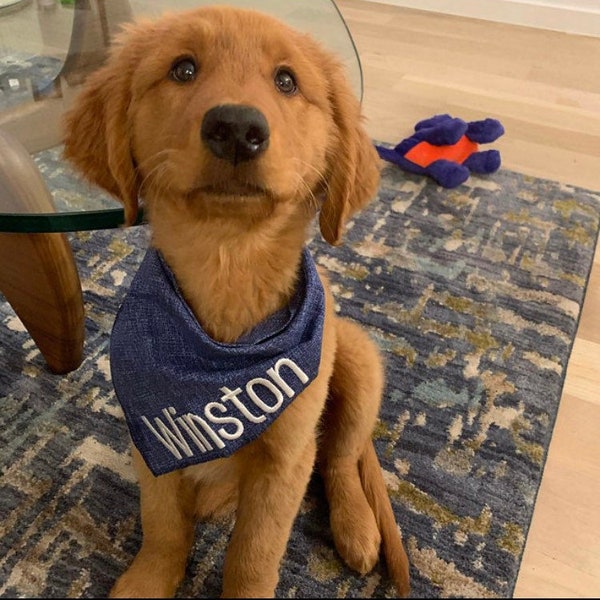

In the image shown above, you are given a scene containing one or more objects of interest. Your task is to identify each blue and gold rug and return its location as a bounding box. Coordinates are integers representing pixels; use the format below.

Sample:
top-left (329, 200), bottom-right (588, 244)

top-left (1, 162), bottom-right (599, 598)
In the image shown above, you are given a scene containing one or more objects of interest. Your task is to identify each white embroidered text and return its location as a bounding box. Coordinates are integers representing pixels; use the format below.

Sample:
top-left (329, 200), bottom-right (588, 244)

top-left (140, 357), bottom-right (309, 460)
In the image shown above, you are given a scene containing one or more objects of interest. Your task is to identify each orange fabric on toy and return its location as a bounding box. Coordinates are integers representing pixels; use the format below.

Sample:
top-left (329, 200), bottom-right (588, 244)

top-left (404, 135), bottom-right (478, 168)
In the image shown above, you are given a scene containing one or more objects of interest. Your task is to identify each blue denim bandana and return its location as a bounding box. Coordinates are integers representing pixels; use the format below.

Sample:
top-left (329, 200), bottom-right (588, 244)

top-left (110, 247), bottom-right (325, 476)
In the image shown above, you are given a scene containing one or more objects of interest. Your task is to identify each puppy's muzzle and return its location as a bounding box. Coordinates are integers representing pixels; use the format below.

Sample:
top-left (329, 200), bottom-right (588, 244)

top-left (201, 104), bottom-right (270, 165)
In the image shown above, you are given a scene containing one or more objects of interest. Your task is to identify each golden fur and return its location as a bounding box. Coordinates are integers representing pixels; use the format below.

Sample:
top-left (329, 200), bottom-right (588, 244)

top-left (63, 6), bottom-right (410, 598)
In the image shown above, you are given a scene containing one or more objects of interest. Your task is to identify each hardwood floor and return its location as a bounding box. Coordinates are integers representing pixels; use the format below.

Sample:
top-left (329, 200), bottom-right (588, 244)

top-left (336, 1), bottom-right (600, 597)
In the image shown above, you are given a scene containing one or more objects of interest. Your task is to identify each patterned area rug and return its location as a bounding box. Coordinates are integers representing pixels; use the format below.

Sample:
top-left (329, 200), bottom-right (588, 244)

top-left (1, 162), bottom-right (599, 598)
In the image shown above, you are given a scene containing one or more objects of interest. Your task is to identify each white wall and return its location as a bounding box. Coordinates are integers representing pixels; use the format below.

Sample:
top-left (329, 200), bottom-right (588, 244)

top-left (366, 0), bottom-right (600, 37)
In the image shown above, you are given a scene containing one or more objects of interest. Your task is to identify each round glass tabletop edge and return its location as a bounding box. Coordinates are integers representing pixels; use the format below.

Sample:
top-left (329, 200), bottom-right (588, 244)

top-left (0, 207), bottom-right (145, 233)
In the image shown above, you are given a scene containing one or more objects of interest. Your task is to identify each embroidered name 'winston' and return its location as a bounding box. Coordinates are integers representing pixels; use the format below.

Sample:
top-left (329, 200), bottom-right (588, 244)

top-left (140, 357), bottom-right (308, 461)
top-left (110, 247), bottom-right (325, 476)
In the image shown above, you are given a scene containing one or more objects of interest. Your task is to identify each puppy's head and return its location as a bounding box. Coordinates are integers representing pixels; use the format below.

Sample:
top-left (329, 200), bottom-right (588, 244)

top-left (63, 6), bottom-right (379, 245)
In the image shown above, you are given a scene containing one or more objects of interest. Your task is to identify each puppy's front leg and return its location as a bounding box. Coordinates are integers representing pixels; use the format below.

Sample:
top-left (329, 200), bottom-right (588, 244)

top-left (221, 439), bottom-right (317, 598)
top-left (110, 448), bottom-right (196, 598)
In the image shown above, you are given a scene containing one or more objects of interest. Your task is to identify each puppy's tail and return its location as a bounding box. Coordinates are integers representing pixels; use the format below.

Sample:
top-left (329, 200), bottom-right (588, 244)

top-left (358, 440), bottom-right (411, 597)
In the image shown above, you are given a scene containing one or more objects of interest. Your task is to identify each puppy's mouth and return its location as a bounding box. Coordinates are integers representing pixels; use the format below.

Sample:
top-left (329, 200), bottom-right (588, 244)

top-left (183, 182), bottom-right (277, 217)
top-left (195, 183), bottom-right (269, 199)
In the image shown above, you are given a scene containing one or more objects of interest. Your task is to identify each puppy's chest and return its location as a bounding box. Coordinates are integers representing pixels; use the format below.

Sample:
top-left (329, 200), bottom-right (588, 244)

top-left (183, 455), bottom-right (238, 485)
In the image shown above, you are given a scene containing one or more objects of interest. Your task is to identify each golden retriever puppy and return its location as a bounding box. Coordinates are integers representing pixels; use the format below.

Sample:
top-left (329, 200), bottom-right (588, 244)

top-left (63, 6), bottom-right (410, 598)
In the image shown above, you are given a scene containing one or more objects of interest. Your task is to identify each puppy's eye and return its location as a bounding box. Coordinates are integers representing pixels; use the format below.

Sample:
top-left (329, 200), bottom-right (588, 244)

top-left (274, 68), bottom-right (297, 96)
top-left (170, 58), bottom-right (197, 83)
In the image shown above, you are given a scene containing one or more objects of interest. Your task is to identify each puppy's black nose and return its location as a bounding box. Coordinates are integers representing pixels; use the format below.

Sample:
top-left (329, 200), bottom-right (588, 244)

top-left (201, 104), bottom-right (270, 165)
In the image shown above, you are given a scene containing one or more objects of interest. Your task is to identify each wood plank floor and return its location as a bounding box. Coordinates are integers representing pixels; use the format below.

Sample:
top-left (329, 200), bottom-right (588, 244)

top-left (336, 1), bottom-right (600, 597)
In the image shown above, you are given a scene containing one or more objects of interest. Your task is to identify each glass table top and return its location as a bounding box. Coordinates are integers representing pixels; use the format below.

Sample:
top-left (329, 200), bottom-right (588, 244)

top-left (0, 0), bottom-right (362, 233)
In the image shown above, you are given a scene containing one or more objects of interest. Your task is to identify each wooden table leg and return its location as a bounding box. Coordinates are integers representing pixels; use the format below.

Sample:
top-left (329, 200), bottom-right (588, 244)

top-left (0, 232), bottom-right (84, 374)
top-left (0, 129), bottom-right (85, 374)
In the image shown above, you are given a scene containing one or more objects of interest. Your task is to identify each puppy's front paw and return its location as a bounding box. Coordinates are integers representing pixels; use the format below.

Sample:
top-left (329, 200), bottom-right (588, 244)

top-left (109, 552), bottom-right (184, 598)
top-left (110, 573), bottom-right (175, 599)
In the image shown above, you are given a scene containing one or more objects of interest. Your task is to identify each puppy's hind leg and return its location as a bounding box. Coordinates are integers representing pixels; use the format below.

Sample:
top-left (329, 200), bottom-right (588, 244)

top-left (319, 317), bottom-right (410, 597)
top-left (110, 448), bottom-right (196, 598)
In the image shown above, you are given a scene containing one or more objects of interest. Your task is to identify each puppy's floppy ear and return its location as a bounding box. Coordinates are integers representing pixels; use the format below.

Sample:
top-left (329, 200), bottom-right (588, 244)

top-left (63, 40), bottom-right (139, 226)
top-left (319, 55), bottom-right (381, 246)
